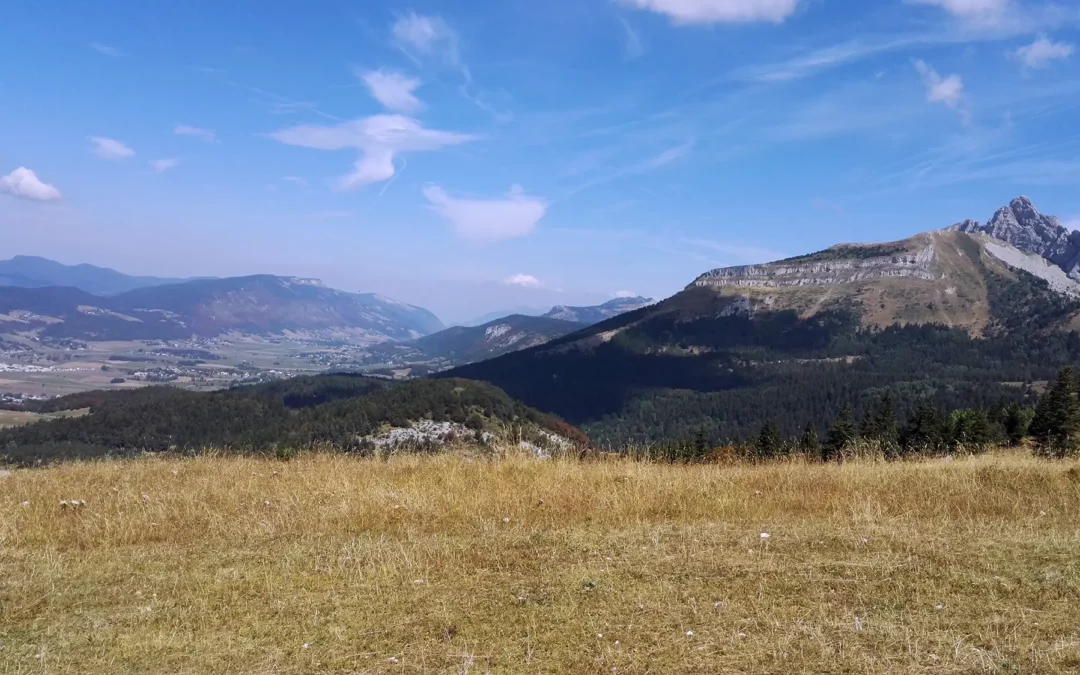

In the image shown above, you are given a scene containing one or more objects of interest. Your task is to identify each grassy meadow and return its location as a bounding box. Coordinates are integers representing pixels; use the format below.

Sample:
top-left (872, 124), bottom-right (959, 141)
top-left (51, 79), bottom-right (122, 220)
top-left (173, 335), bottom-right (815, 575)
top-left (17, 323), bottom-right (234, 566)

top-left (2, 450), bottom-right (1080, 673)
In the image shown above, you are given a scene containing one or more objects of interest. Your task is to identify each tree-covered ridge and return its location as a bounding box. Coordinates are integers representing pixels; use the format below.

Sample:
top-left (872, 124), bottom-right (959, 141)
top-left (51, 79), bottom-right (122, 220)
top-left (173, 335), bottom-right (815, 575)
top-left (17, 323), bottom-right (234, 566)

top-left (0, 376), bottom-right (586, 466)
top-left (774, 242), bottom-right (912, 264)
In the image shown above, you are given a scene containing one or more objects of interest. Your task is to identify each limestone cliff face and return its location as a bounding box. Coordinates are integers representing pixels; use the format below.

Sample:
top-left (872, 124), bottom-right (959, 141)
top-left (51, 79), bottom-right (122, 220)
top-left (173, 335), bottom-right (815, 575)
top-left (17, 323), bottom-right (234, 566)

top-left (690, 236), bottom-right (938, 290)
top-left (951, 196), bottom-right (1080, 281)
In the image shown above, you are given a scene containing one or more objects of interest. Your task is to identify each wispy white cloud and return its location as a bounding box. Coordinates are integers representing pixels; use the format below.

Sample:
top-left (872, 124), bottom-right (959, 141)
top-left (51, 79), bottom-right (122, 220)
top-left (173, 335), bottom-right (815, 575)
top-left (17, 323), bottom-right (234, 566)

top-left (89, 136), bottom-right (135, 160)
top-left (615, 0), bottom-right (800, 25)
top-left (0, 167), bottom-right (62, 201)
top-left (1063, 217), bottom-right (1080, 231)
top-left (681, 237), bottom-right (788, 264)
top-left (282, 176), bottom-right (309, 187)
top-left (312, 210), bottom-right (353, 220)
top-left (389, 13), bottom-right (511, 122)
top-left (90, 42), bottom-right (124, 57)
top-left (908, 0), bottom-right (1009, 21)
top-left (566, 140), bottom-right (695, 196)
top-left (149, 158), bottom-right (179, 174)
top-left (504, 274), bottom-right (544, 289)
top-left (174, 125), bottom-right (217, 142)
top-left (392, 13), bottom-right (458, 63)
top-left (269, 115), bottom-right (476, 190)
top-left (613, 290), bottom-right (640, 298)
top-left (424, 184), bottom-right (548, 242)
top-left (617, 15), bottom-right (645, 60)
top-left (914, 60), bottom-right (969, 121)
top-left (1011, 35), bottom-right (1074, 69)
top-left (358, 69), bottom-right (423, 113)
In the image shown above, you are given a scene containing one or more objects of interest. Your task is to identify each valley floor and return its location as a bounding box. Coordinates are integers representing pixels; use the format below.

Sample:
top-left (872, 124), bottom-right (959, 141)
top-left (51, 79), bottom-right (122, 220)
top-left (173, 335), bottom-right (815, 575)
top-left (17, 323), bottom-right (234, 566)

top-left (2, 451), bottom-right (1080, 673)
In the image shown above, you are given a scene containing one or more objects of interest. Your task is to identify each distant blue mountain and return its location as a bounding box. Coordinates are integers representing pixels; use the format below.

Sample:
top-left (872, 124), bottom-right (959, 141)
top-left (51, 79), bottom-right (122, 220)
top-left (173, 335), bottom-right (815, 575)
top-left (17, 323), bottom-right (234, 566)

top-left (0, 255), bottom-right (199, 296)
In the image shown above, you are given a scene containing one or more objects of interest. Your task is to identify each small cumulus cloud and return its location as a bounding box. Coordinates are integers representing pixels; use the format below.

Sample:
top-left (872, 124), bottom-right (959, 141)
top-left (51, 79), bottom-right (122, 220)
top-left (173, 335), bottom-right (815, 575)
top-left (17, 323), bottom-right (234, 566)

top-left (914, 60), bottom-right (969, 121)
top-left (0, 167), bottom-right (62, 201)
top-left (504, 274), bottom-right (544, 289)
top-left (174, 125), bottom-right (217, 142)
top-left (149, 158), bottom-right (179, 174)
top-left (1011, 36), bottom-right (1074, 70)
top-left (358, 69), bottom-right (423, 114)
top-left (90, 42), bottom-right (124, 57)
top-left (269, 115), bottom-right (476, 190)
top-left (89, 136), bottom-right (135, 160)
top-left (615, 0), bottom-right (800, 24)
top-left (423, 184), bottom-right (548, 242)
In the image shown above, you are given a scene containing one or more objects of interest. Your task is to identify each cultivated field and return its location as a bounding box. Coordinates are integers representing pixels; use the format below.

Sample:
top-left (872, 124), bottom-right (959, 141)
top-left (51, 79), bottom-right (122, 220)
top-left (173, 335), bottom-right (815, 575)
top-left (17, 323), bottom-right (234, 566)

top-left (2, 451), bottom-right (1079, 673)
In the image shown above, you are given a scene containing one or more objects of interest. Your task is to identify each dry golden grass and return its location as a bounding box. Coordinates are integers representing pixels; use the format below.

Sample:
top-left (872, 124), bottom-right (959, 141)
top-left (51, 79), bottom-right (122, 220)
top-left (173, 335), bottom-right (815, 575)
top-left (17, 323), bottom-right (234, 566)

top-left (3, 450), bottom-right (1080, 674)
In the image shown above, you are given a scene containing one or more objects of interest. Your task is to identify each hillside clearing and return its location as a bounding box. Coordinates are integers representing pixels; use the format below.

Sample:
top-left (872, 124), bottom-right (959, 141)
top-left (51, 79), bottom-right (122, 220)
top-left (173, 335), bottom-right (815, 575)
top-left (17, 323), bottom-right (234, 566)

top-left (2, 451), bottom-right (1080, 673)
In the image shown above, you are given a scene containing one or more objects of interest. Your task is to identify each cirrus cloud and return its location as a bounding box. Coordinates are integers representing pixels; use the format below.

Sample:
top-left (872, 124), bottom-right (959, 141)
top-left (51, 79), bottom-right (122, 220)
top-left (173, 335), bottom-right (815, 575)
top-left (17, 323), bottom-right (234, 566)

top-left (149, 158), bottom-right (179, 174)
top-left (615, 0), bottom-right (800, 24)
top-left (269, 115), bottom-right (476, 190)
top-left (89, 136), bottom-right (135, 160)
top-left (0, 167), bottom-right (62, 201)
top-left (908, 0), bottom-right (1008, 19)
top-left (174, 125), bottom-right (217, 142)
top-left (423, 184), bottom-right (548, 242)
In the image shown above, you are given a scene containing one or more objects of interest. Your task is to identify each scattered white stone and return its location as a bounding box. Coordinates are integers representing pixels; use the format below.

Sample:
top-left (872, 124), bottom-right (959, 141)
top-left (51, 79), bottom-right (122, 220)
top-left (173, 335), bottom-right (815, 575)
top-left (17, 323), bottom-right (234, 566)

top-left (686, 631), bottom-right (694, 637)
top-left (387, 656), bottom-right (400, 664)
top-left (21, 500), bottom-right (30, 507)
top-left (141, 494), bottom-right (151, 502)
top-left (760, 532), bottom-right (770, 539)
top-left (302, 643), bottom-right (310, 649)
top-left (0, 470), bottom-right (10, 480)
top-left (502, 517), bottom-right (511, 523)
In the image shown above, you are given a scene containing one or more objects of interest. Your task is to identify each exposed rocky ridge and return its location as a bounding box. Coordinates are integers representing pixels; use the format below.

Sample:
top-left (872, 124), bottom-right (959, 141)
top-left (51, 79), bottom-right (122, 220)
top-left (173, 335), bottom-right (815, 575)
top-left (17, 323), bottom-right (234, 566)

top-left (542, 296), bottom-right (653, 324)
top-left (692, 236), bottom-right (938, 289)
top-left (951, 196), bottom-right (1080, 280)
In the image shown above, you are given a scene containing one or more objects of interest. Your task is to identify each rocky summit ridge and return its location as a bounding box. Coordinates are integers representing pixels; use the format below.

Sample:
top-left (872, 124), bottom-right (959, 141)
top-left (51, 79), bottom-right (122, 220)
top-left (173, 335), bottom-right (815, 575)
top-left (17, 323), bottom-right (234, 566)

top-left (950, 196), bottom-right (1080, 281)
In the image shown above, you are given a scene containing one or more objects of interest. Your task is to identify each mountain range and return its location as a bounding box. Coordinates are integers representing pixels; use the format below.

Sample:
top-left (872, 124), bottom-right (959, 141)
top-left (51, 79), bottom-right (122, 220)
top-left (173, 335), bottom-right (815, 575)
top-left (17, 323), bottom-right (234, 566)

top-left (463, 296), bottom-right (654, 327)
top-left (0, 275), bottom-right (443, 342)
top-left (447, 197), bottom-right (1080, 445)
top-left (0, 255), bottom-right (201, 295)
top-left (360, 314), bottom-right (588, 371)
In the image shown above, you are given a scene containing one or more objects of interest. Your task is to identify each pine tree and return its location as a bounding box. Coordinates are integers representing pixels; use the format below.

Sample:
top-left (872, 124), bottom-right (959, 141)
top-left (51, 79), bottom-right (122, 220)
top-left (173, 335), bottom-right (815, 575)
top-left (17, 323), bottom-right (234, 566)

top-left (1030, 366), bottom-right (1080, 457)
top-left (863, 391), bottom-right (898, 444)
top-left (798, 422), bottom-right (820, 457)
top-left (901, 403), bottom-right (945, 455)
top-left (755, 421), bottom-right (782, 460)
top-left (824, 404), bottom-right (856, 462)
top-left (1002, 403), bottom-right (1034, 446)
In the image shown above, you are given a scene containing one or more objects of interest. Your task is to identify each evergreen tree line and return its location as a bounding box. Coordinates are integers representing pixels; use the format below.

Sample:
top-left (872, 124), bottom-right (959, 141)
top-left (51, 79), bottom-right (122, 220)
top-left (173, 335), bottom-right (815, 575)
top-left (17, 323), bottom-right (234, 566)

top-left (645, 367), bottom-right (1080, 463)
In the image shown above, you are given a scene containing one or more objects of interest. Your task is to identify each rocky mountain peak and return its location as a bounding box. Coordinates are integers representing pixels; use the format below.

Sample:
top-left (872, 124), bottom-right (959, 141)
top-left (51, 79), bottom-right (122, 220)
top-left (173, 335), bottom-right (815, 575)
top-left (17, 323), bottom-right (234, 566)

top-left (951, 196), bottom-right (1080, 281)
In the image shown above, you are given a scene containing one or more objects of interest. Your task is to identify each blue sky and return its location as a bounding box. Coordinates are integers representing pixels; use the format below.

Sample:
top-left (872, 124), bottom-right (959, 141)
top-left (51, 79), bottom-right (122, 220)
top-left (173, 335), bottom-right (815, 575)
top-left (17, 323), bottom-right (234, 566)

top-left (1, 0), bottom-right (1079, 323)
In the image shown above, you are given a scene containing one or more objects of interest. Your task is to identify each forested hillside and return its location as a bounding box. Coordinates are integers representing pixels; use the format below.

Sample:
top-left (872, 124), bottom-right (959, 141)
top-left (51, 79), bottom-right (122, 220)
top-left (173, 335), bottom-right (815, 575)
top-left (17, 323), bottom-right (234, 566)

top-left (0, 375), bottom-right (585, 465)
top-left (447, 257), bottom-right (1080, 445)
